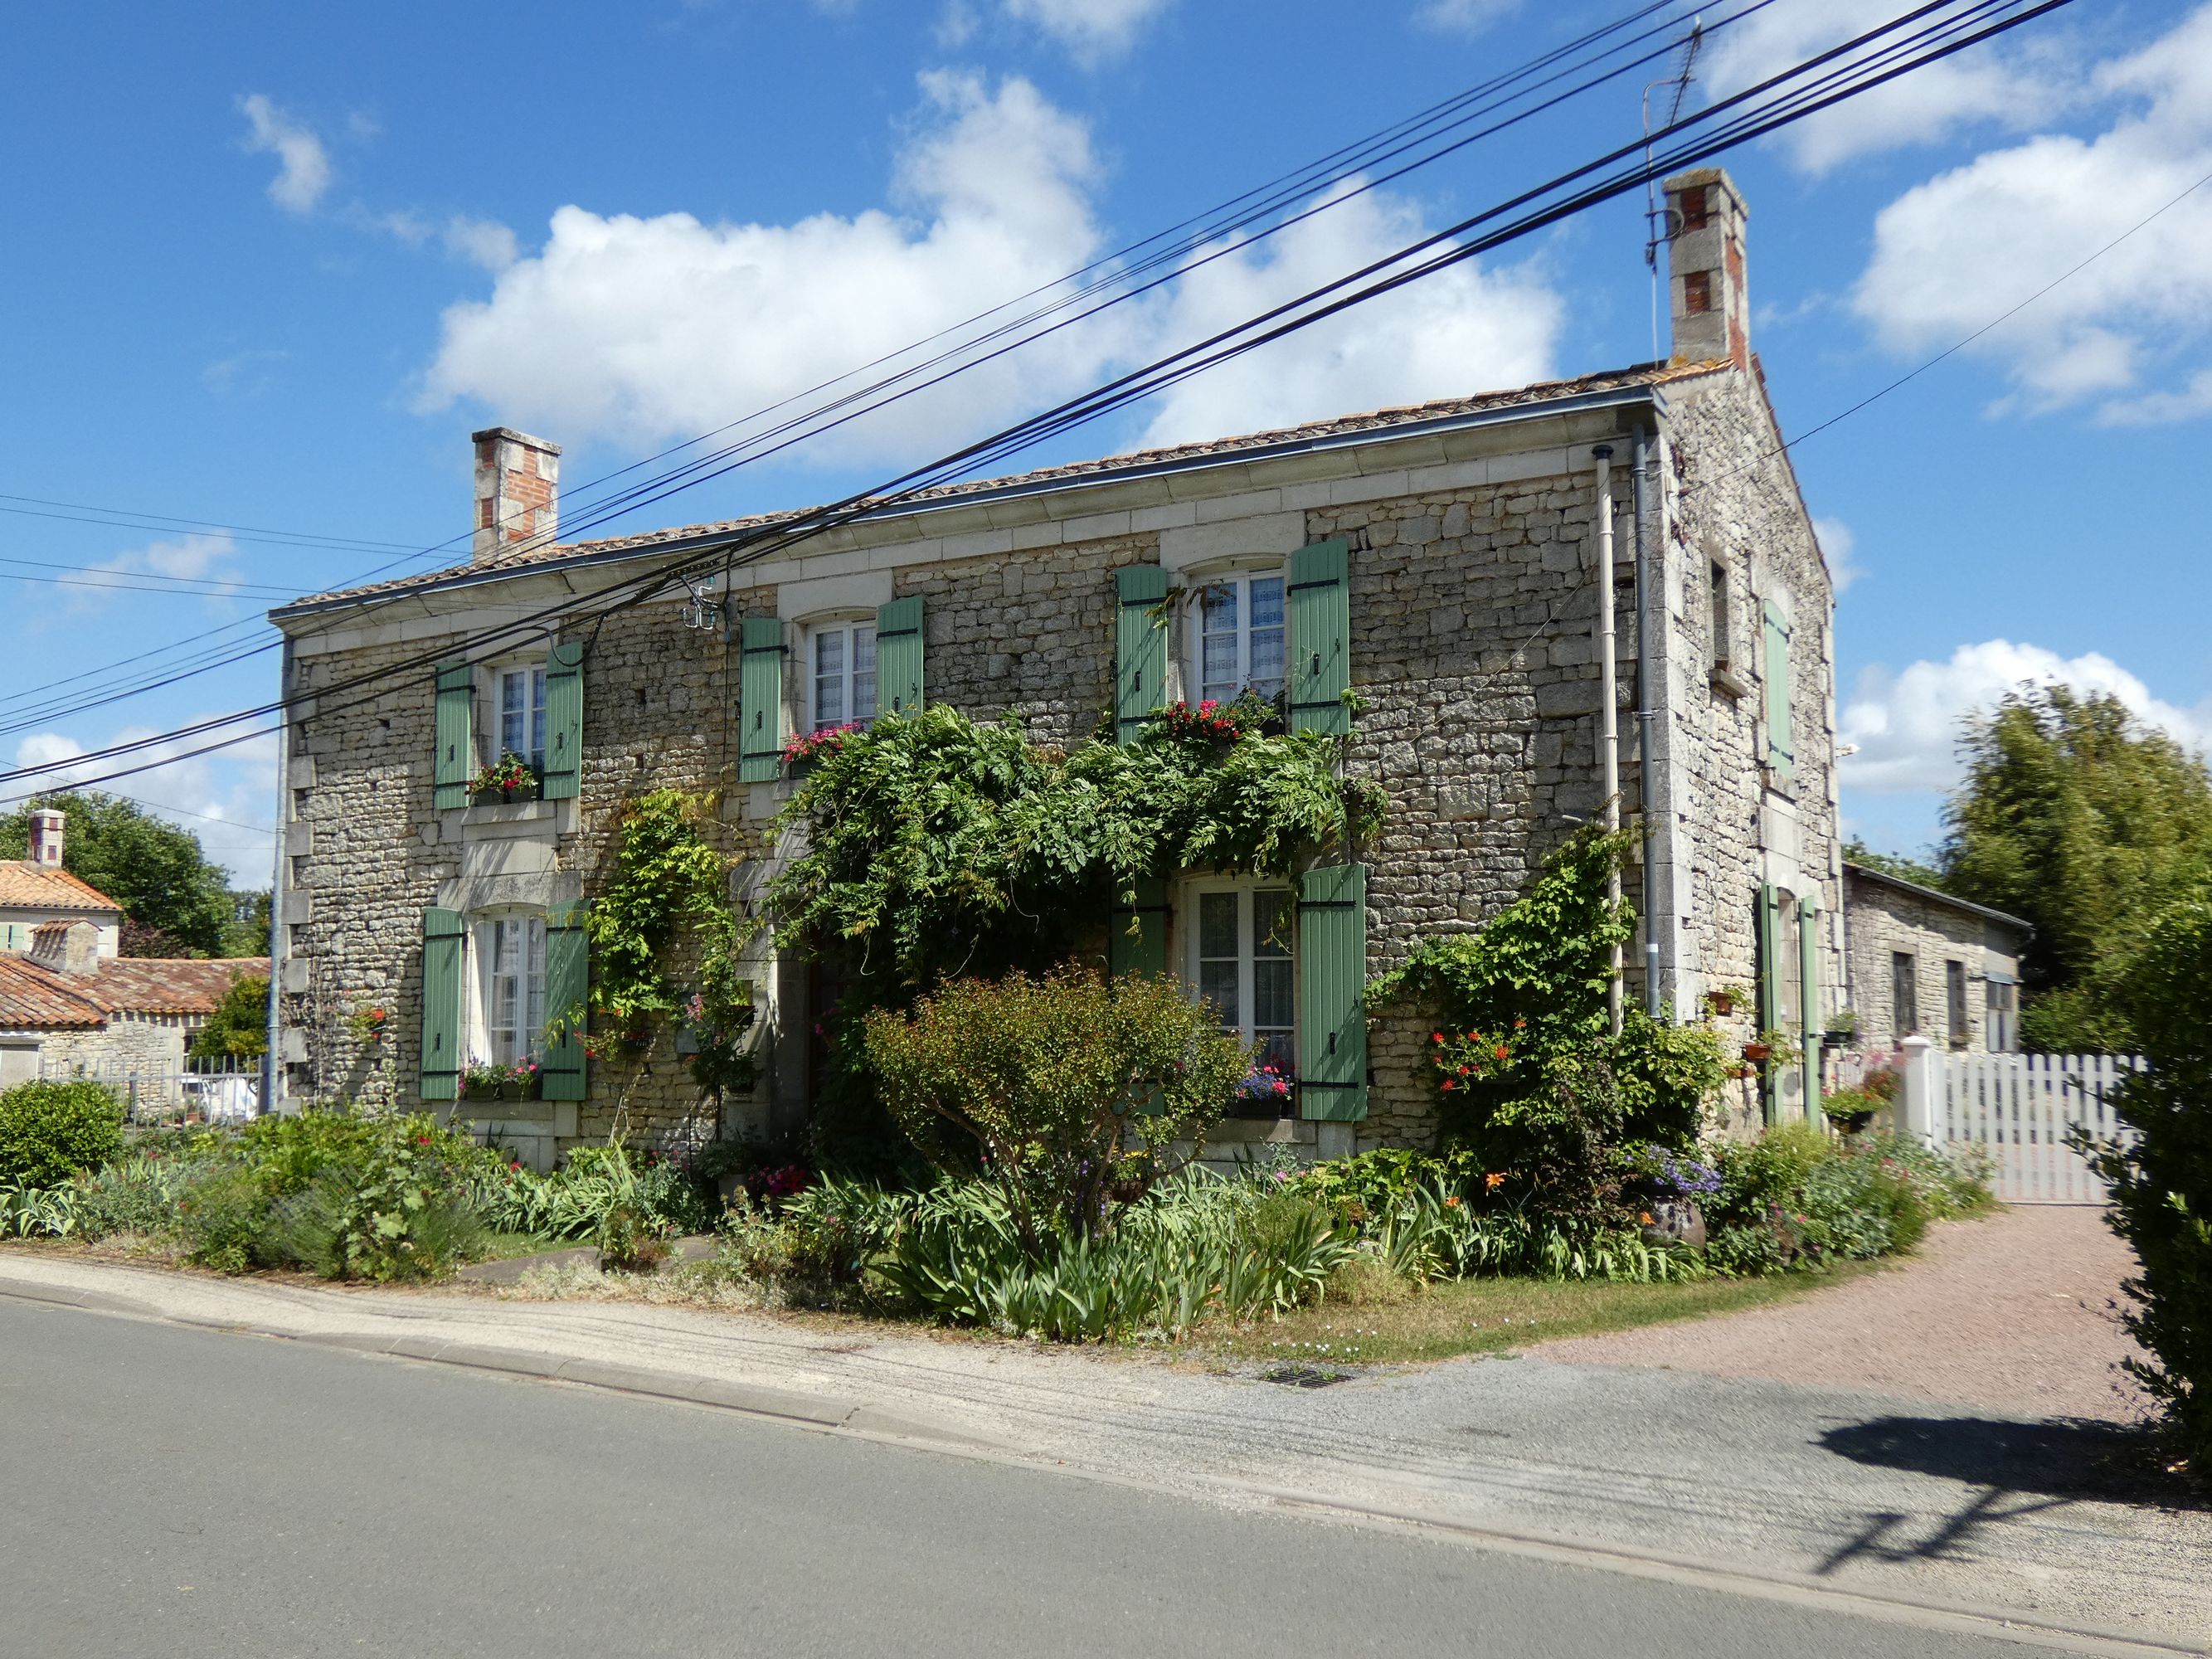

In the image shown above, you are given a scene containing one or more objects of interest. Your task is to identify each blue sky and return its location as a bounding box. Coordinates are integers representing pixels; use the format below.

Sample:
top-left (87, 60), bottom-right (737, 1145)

top-left (2, 0), bottom-right (2208, 883)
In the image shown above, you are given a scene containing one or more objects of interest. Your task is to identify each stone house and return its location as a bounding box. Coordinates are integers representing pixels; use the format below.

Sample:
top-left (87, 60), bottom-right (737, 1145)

top-left (268, 166), bottom-right (1842, 1169)
top-left (1841, 862), bottom-right (2030, 1055)
top-left (0, 809), bottom-right (123, 957)
top-left (0, 917), bottom-right (268, 1097)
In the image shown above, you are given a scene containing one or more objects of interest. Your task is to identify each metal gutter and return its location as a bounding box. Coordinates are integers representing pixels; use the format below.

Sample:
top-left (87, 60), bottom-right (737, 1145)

top-left (270, 381), bottom-right (1671, 625)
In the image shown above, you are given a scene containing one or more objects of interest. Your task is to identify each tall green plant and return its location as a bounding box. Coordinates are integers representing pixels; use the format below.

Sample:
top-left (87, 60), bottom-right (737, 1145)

top-left (1369, 828), bottom-right (1723, 1209)
top-left (2073, 889), bottom-right (2212, 1469)
top-left (580, 790), bottom-right (745, 1041)
top-left (862, 966), bottom-right (1247, 1249)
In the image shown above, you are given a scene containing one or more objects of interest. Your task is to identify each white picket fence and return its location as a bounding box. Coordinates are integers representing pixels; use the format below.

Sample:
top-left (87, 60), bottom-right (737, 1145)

top-left (1900, 1043), bottom-right (2140, 1204)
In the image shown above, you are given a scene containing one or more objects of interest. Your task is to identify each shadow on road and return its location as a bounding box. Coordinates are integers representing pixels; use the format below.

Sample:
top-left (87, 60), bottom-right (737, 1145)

top-left (1807, 1416), bottom-right (2200, 1576)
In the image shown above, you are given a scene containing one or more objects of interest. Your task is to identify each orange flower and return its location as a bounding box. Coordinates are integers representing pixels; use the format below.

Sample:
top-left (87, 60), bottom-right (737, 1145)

top-left (1485, 1171), bottom-right (1506, 1190)
top-left (1440, 1078), bottom-right (1457, 1092)
top-left (1456, 1064), bottom-right (1470, 1077)
top-left (1495, 1044), bottom-right (1510, 1061)
top-left (1431, 1031), bottom-right (1444, 1044)
top-left (1444, 1194), bottom-right (1462, 1208)
top-left (1514, 1017), bottom-right (1526, 1029)
top-left (1639, 1212), bottom-right (1655, 1226)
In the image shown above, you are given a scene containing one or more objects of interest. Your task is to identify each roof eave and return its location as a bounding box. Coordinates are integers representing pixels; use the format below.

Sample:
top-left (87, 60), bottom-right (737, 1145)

top-left (270, 380), bottom-right (1669, 624)
top-left (1843, 861), bottom-right (2034, 937)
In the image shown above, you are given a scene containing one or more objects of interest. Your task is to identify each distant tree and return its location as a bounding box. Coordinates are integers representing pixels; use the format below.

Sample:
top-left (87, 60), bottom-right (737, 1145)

top-left (119, 917), bottom-right (191, 958)
top-left (221, 889), bottom-right (272, 959)
top-left (1939, 688), bottom-right (2212, 1052)
top-left (189, 974), bottom-right (270, 1060)
top-left (1842, 838), bottom-right (1948, 893)
top-left (0, 793), bottom-right (237, 957)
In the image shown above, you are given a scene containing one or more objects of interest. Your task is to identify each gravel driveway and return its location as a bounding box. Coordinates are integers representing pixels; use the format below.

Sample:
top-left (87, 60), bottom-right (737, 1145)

top-left (1534, 1207), bottom-right (2149, 1422)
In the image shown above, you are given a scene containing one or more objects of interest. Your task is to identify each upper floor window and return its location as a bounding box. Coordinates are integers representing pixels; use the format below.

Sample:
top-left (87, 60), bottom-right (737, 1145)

top-left (1188, 879), bottom-right (1294, 1116)
top-left (1709, 561), bottom-right (1731, 671)
top-left (498, 664), bottom-right (548, 773)
top-left (477, 913), bottom-right (546, 1067)
top-left (809, 621), bottom-right (877, 732)
top-left (1194, 572), bottom-right (1286, 705)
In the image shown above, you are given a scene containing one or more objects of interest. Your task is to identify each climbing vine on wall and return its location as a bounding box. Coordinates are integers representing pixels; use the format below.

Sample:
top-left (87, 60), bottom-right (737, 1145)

top-left (757, 703), bottom-right (1383, 994)
top-left (581, 789), bottom-right (746, 1048)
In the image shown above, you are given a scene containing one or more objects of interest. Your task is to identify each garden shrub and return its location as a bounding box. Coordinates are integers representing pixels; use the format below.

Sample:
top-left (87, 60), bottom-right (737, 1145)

top-left (265, 1113), bottom-right (487, 1282)
top-left (1702, 1126), bottom-right (1987, 1276)
top-left (863, 966), bottom-right (1247, 1250)
top-left (1369, 829), bottom-right (1728, 1219)
top-left (0, 1080), bottom-right (125, 1187)
top-left (2073, 890), bottom-right (2212, 1469)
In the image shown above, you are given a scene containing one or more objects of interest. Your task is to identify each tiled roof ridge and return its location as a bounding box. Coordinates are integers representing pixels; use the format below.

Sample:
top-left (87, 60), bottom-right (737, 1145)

top-left (282, 359), bottom-right (1710, 613)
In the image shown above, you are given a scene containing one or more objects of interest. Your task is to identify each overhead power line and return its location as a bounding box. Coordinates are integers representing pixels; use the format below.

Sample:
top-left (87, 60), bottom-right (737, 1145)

top-left (0, 0), bottom-right (2073, 803)
top-left (0, 0), bottom-right (1751, 730)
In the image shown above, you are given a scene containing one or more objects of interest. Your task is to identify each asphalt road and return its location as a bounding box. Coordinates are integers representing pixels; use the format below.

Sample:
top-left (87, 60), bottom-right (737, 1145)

top-left (0, 1300), bottom-right (2082, 1658)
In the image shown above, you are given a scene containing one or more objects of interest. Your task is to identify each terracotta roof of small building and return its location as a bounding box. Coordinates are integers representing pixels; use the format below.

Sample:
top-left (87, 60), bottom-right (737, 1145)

top-left (0, 863), bottom-right (123, 912)
top-left (279, 361), bottom-right (1709, 616)
top-left (0, 956), bottom-right (107, 1029)
top-left (0, 955), bottom-right (269, 1031)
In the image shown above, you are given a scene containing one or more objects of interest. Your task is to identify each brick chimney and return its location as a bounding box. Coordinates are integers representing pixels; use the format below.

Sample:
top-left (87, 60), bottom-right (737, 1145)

top-left (471, 427), bottom-right (561, 565)
top-left (30, 920), bottom-right (98, 975)
top-left (27, 807), bottom-right (64, 868)
top-left (1664, 167), bottom-right (1750, 370)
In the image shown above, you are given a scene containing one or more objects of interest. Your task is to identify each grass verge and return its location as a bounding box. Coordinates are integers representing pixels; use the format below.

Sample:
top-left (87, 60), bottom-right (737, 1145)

top-left (1196, 1261), bottom-right (1886, 1368)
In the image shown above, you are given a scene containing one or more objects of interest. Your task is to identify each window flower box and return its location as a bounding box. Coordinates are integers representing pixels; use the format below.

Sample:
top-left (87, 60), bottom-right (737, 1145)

top-left (469, 751), bottom-right (542, 804)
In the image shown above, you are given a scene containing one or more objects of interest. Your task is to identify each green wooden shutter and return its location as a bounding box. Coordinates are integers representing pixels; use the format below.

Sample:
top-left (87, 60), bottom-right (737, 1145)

top-left (420, 907), bottom-right (465, 1102)
top-left (876, 596), bottom-right (924, 717)
top-left (542, 642), bottom-right (584, 800)
top-left (541, 902), bottom-right (589, 1102)
top-left (1288, 538), bottom-right (1351, 737)
top-left (1799, 893), bottom-right (1822, 1124)
top-left (1297, 862), bottom-right (1368, 1123)
top-left (1763, 599), bottom-right (1794, 778)
top-left (1114, 566), bottom-right (1168, 745)
top-left (1108, 876), bottom-right (1168, 977)
top-left (434, 664), bottom-right (474, 811)
top-left (738, 615), bottom-right (785, 782)
top-left (1755, 883), bottom-right (1780, 1126)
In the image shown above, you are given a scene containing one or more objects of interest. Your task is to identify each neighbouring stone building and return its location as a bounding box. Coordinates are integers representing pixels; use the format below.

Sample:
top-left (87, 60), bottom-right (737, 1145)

top-left (1841, 862), bottom-right (2030, 1055)
top-left (269, 167), bottom-right (1844, 1169)
top-left (0, 809), bottom-right (124, 957)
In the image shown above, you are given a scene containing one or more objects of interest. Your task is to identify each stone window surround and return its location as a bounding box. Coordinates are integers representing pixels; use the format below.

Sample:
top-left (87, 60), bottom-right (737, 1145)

top-left (469, 648), bottom-right (553, 780)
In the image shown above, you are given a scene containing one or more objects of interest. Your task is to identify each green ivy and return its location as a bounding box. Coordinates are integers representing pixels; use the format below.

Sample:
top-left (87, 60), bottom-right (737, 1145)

top-left (758, 703), bottom-right (1383, 991)
top-left (581, 790), bottom-right (743, 1041)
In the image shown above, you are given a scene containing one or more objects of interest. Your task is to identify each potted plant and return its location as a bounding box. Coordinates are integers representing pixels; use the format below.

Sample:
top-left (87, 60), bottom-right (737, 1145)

top-left (1823, 1005), bottom-right (1860, 1041)
top-left (1704, 984), bottom-right (1749, 1018)
top-left (469, 750), bottom-right (539, 804)
top-left (348, 1003), bottom-right (388, 1044)
top-left (780, 722), bottom-right (862, 775)
top-left (463, 1061), bottom-right (506, 1101)
top-left (1233, 1062), bottom-right (1292, 1111)
top-left (1742, 1027), bottom-right (1803, 1069)
top-left (501, 1058), bottom-right (542, 1101)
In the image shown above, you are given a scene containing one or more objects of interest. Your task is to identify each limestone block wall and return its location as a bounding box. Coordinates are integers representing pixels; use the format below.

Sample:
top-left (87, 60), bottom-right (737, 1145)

top-left (1842, 872), bottom-right (2024, 1053)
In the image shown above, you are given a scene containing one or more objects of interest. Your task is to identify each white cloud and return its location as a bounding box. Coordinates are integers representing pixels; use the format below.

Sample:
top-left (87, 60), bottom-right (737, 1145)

top-left (935, 0), bottom-right (980, 47)
top-left (1813, 517), bottom-right (1861, 594)
top-left (1002, 0), bottom-right (1172, 61)
top-left (420, 71), bottom-right (1139, 463)
top-left (1414, 0), bottom-right (1521, 36)
top-left (8, 727), bottom-right (280, 884)
top-left (1839, 640), bottom-right (2212, 796)
top-left (236, 93), bottom-right (333, 214)
top-left (1699, 0), bottom-right (2069, 173)
top-left (441, 216), bottom-right (520, 273)
top-left (1850, 5), bottom-right (2212, 420)
top-left (202, 349), bottom-right (289, 400)
top-left (1132, 182), bottom-right (1561, 449)
top-left (421, 75), bottom-right (1566, 470)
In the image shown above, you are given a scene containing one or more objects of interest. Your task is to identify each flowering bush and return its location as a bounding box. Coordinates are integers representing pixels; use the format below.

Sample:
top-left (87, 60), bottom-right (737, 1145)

top-left (1236, 1063), bottom-right (1292, 1106)
top-left (782, 722), bottom-right (863, 766)
top-left (469, 751), bottom-right (537, 795)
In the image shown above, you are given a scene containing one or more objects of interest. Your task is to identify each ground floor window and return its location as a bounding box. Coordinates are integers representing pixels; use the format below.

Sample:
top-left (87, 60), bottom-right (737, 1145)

top-left (1946, 958), bottom-right (1970, 1050)
top-left (1890, 951), bottom-right (1918, 1039)
top-left (1185, 879), bottom-right (1294, 1117)
top-left (474, 914), bottom-right (547, 1066)
top-left (1986, 978), bottom-right (2018, 1053)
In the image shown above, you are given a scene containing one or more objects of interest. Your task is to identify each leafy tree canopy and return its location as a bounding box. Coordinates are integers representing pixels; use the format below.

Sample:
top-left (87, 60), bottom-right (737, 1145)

top-left (1842, 838), bottom-right (1947, 893)
top-left (1938, 688), bottom-right (2212, 1051)
top-left (189, 974), bottom-right (270, 1059)
top-left (0, 792), bottom-right (257, 958)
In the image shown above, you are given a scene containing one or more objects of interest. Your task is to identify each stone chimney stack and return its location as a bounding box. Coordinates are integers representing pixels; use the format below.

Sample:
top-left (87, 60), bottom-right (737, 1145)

top-left (1664, 168), bottom-right (1750, 370)
top-left (31, 920), bottom-right (98, 975)
top-left (27, 807), bottom-right (65, 868)
top-left (471, 427), bottom-right (562, 565)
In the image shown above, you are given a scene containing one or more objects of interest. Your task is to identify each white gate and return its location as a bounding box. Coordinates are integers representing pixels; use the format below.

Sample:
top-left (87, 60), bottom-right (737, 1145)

top-left (1901, 1042), bottom-right (2140, 1204)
